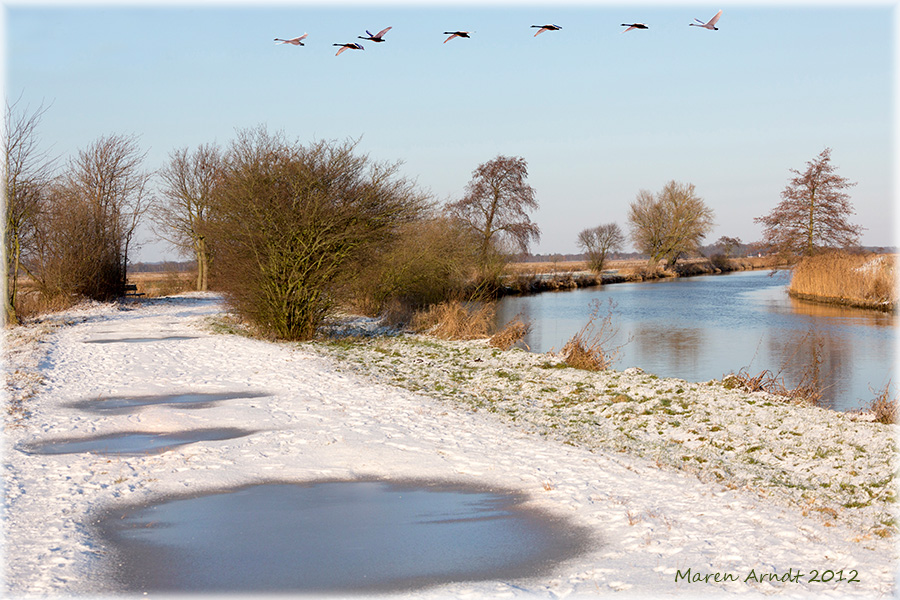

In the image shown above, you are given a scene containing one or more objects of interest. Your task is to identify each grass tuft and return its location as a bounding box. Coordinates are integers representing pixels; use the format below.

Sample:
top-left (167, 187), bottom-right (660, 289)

top-left (411, 300), bottom-right (495, 340)
top-left (489, 313), bottom-right (531, 350)
top-left (561, 298), bottom-right (624, 371)
top-left (870, 382), bottom-right (897, 425)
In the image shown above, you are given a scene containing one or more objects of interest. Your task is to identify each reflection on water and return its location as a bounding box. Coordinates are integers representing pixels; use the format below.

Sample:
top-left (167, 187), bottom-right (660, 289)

top-left (495, 270), bottom-right (895, 411)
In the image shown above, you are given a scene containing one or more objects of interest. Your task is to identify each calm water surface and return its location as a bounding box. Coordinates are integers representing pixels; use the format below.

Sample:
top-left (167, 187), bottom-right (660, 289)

top-left (495, 270), bottom-right (895, 411)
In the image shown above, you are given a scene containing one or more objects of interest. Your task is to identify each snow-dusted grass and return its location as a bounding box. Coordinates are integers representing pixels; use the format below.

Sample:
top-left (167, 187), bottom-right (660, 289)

top-left (4, 295), bottom-right (897, 598)
top-left (305, 331), bottom-right (897, 538)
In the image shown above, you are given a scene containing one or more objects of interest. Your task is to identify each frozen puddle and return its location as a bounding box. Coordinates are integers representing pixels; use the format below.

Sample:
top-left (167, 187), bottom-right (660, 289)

top-left (94, 480), bottom-right (592, 594)
top-left (16, 428), bottom-right (255, 456)
top-left (83, 335), bottom-right (200, 343)
top-left (67, 391), bottom-right (270, 413)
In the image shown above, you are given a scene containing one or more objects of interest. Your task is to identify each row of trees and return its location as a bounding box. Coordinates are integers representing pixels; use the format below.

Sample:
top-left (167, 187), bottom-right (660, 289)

top-left (5, 98), bottom-right (865, 335)
top-left (5, 100), bottom-right (150, 324)
top-left (577, 148), bottom-right (864, 275)
top-left (3, 100), bottom-right (543, 336)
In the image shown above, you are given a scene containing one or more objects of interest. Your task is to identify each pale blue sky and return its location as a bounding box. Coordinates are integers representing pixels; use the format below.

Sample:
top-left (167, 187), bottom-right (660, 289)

top-left (4, 1), bottom-right (896, 262)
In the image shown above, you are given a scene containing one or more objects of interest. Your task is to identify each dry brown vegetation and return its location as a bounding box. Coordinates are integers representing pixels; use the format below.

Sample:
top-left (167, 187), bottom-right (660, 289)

top-left (489, 313), bottom-right (530, 350)
top-left (505, 255), bottom-right (777, 285)
top-left (128, 272), bottom-right (195, 297)
top-left (561, 299), bottom-right (622, 371)
top-left (869, 383), bottom-right (897, 425)
top-left (722, 367), bottom-right (824, 406)
top-left (789, 252), bottom-right (895, 311)
top-left (410, 300), bottom-right (496, 340)
top-left (9, 279), bottom-right (79, 320)
top-left (723, 331), bottom-right (827, 405)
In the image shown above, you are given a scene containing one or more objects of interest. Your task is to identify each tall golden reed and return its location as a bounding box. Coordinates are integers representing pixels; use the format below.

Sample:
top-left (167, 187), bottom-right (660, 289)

top-left (789, 252), bottom-right (896, 310)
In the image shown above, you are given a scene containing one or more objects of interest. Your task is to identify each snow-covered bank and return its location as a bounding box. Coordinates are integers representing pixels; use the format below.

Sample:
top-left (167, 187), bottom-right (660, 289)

top-left (306, 328), bottom-right (896, 537)
top-left (3, 294), bottom-right (897, 597)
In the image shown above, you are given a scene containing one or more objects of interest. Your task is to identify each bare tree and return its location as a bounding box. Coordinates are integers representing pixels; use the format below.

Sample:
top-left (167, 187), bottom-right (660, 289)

top-left (35, 134), bottom-right (150, 300)
top-left (713, 235), bottom-right (743, 258)
top-left (208, 127), bottom-right (426, 341)
top-left (152, 144), bottom-right (221, 291)
top-left (4, 99), bottom-right (55, 324)
top-left (627, 180), bottom-right (715, 274)
top-left (755, 148), bottom-right (862, 258)
top-left (446, 155), bottom-right (540, 277)
top-left (577, 223), bottom-right (624, 274)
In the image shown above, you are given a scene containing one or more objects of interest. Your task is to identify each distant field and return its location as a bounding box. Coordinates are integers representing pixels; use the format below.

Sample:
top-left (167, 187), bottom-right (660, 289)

top-left (128, 271), bottom-right (196, 297)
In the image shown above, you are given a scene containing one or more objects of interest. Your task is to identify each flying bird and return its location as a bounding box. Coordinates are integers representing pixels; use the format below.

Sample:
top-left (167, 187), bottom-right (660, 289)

top-left (443, 31), bottom-right (471, 43)
top-left (531, 24), bottom-right (561, 36)
top-left (274, 34), bottom-right (308, 45)
top-left (333, 42), bottom-right (364, 56)
top-left (358, 26), bottom-right (392, 42)
top-left (620, 23), bottom-right (648, 33)
top-left (689, 10), bottom-right (722, 30)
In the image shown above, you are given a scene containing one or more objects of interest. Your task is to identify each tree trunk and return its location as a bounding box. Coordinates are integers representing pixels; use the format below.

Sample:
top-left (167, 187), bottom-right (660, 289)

top-left (6, 234), bottom-right (21, 325)
top-left (195, 237), bottom-right (209, 292)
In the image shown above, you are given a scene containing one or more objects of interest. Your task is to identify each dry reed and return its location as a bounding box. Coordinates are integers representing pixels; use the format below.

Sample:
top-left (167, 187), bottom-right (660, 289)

top-left (561, 299), bottom-right (623, 371)
top-left (723, 331), bottom-right (826, 405)
top-left (870, 383), bottom-right (897, 425)
top-left (489, 313), bottom-right (531, 350)
top-left (411, 300), bottom-right (496, 340)
top-left (723, 367), bottom-right (823, 405)
top-left (789, 252), bottom-right (895, 310)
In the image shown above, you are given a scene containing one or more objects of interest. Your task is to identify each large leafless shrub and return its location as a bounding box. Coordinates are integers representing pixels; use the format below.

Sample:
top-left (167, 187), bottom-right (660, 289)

top-left (208, 127), bottom-right (425, 341)
top-left (29, 134), bottom-right (149, 302)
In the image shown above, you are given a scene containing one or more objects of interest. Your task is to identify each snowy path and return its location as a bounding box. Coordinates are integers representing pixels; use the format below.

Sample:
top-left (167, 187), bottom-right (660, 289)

top-left (3, 294), bottom-right (895, 597)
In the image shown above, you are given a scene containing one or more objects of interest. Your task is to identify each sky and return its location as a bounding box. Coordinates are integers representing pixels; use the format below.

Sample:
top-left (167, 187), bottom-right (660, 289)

top-left (3, 0), bottom-right (896, 262)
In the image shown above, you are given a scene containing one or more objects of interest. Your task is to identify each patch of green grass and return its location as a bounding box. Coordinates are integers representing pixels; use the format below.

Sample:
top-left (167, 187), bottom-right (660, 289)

top-left (495, 370), bottom-right (521, 381)
top-left (539, 361), bottom-right (569, 370)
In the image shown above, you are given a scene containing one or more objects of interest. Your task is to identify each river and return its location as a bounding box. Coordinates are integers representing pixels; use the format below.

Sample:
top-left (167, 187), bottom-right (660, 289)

top-left (494, 269), bottom-right (895, 412)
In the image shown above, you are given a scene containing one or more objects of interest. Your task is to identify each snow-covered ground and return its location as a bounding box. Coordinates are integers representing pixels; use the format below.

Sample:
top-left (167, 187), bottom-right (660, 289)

top-left (3, 293), bottom-right (897, 598)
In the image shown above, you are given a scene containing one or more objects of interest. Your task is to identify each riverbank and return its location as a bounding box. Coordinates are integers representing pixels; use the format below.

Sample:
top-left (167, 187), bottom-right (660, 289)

top-left (4, 294), bottom-right (896, 597)
top-left (502, 256), bottom-right (781, 295)
top-left (308, 323), bottom-right (896, 539)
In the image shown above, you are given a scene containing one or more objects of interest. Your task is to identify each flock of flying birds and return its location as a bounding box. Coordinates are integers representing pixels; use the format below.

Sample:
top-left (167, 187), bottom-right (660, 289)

top-left (274, 9), bottom-right (723, 56)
